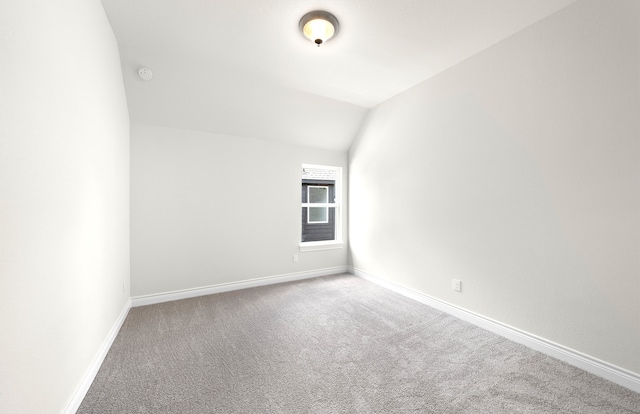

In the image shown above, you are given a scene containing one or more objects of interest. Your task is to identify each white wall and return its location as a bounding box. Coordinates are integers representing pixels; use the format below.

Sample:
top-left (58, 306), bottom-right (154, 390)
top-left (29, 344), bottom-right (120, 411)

top-left (131, 123), bottom-right (348, 297)
top-left (117, 43), bottom-right (368, 153)
top-left (0, 1), bottom-right (130, 413)
top-left (349, 0), bottom-right (639, 374)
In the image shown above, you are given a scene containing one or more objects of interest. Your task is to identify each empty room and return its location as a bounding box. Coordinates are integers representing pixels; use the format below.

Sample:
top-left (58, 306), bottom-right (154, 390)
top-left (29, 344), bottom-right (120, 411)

top-left (1, 0), bottom-right (639, 413)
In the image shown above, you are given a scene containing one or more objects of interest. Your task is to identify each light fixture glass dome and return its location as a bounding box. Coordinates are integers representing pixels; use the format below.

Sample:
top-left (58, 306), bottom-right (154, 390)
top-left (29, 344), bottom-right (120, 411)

top-left (299, 11), bottom-right (339, 46)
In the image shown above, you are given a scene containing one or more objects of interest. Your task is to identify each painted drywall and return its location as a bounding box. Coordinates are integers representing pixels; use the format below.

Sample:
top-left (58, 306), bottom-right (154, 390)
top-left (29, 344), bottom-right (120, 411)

top-left (349, 0), bottom-right (639, 374)
top-left (0, 1), bottom-right (130, 413)
top-left (116, 43), bottom-right (369, 152)
top-left (131, 123), bottom-right (348, 297)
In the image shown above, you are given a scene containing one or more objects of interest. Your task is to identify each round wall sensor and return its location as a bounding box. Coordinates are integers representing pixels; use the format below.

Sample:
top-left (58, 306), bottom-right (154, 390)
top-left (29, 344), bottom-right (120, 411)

top-left (138, 68), bottom-right (154, 81)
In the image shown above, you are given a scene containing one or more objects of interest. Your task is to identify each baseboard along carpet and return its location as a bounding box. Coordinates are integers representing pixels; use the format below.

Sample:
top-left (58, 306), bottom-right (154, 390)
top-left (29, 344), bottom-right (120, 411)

top-left (78, 274), bottom-right (640, 413)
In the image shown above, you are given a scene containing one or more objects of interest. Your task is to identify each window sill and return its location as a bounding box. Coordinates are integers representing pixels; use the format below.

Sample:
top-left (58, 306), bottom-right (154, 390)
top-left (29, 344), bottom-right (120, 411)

top-left (299, 241), bottom-right (344, 252)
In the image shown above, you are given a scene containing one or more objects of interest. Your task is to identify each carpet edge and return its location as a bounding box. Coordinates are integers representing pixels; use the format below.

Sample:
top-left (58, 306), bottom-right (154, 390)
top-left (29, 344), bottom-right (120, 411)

top-left (61, 299), bottom-right (132, 414)
top-left (130, 266), bottom-right (349, 307)
top-left (351, 266), bottom-right (640, 394)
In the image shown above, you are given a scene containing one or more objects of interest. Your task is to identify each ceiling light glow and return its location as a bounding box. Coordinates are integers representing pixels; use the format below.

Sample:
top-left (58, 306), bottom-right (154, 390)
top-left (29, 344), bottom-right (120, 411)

top-left (299, 11), bottom-right (339, 47)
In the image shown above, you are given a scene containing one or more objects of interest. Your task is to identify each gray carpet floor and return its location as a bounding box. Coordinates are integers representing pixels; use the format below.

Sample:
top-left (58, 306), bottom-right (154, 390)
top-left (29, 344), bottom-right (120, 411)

top-left (78, 274), bottom-right (640, 413)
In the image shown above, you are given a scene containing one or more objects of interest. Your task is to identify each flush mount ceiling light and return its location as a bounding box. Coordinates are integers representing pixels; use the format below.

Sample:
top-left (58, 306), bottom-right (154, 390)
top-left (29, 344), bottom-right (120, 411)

top-left (299, 10), bottom-right (339, 47)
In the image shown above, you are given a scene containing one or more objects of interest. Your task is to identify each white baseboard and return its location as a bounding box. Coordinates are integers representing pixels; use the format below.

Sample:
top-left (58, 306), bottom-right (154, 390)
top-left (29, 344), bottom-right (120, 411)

top-left (350, 266), bottom-right (640, 394)
top-left (62, 299), bottom-right (131, 414)
top-left (131, 266), bottom-right (349, 307)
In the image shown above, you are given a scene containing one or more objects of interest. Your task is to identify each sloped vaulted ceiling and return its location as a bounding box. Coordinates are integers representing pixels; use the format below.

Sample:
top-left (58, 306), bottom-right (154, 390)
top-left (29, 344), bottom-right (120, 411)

top-left (101, 0), bottom-right (578, 151)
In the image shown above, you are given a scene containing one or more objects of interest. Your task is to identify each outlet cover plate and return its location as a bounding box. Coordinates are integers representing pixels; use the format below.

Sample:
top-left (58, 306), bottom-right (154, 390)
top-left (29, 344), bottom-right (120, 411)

top-left (453, 279), bottom-right (462, 292)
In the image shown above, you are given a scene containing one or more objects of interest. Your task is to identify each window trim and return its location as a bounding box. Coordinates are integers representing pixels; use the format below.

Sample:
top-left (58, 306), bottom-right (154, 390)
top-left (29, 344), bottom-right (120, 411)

top-left (299, 240), bottom-right (343, 252)
top-left (300, 164), bottom-right (342, 249)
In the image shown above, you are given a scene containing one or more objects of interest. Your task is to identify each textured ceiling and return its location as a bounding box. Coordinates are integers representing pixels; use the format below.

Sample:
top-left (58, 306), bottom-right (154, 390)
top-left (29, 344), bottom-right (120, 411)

top-left (101, 0), bottom-right (577, 151)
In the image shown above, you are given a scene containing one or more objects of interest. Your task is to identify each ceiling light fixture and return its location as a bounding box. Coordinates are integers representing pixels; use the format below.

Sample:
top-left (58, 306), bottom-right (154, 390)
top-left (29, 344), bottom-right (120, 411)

top-left (299, 10), bottom-right (339, 47)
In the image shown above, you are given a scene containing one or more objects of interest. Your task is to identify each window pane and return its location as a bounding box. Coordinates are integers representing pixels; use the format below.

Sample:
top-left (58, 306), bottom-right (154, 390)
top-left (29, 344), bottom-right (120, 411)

top-left (308, 187), bottom-right (328, 203)
top-left (309, 207), bottom-right (327, 222)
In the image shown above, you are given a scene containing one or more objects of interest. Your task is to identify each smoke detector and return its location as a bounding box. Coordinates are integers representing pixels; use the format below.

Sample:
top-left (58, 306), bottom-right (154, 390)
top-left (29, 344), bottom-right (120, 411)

top-left (138, 68), bottom-right (154, 81)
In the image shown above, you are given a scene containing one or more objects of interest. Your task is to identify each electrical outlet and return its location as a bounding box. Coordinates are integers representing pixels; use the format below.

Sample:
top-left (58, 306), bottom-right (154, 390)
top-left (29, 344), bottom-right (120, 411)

top-left (293, 254), bottom-right (299, 263)
top-left (453, 279), bottom-right (462, 292)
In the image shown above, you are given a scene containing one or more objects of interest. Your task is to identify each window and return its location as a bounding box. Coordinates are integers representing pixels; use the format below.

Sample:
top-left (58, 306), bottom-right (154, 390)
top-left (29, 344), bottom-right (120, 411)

top-left (300, 164), bottom-right (342, 251)
top-left (307, 186), bottom-right (329, 223)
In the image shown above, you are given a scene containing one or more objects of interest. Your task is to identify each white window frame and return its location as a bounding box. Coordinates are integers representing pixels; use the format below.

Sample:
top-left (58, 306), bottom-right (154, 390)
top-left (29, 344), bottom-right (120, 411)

top-left (306, 186), bottom-right (329, 224)
top-left (300, 164), bottom-right (343, 252)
